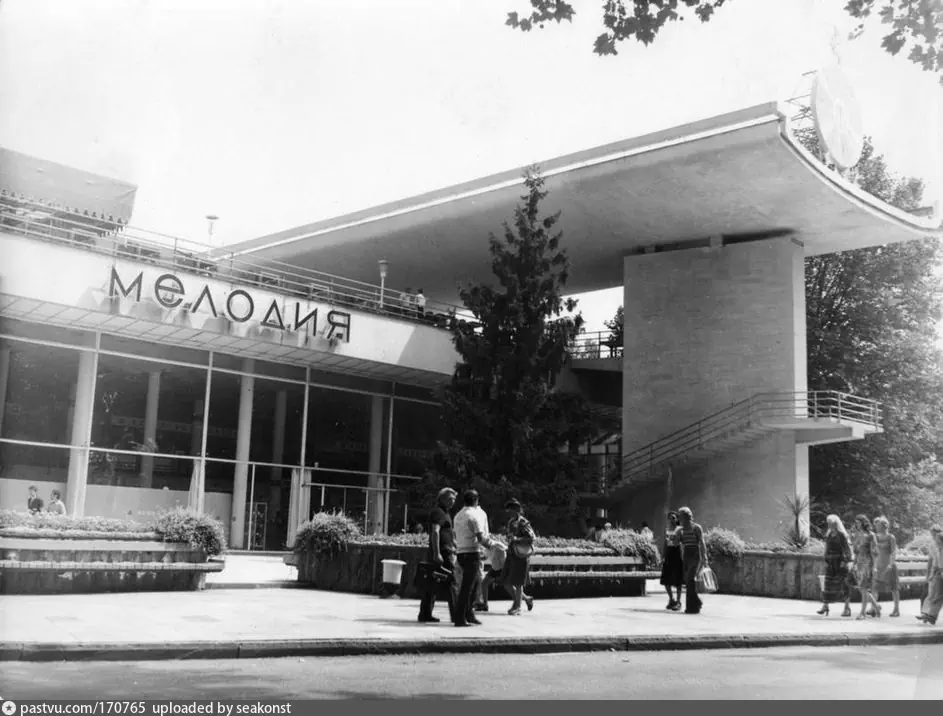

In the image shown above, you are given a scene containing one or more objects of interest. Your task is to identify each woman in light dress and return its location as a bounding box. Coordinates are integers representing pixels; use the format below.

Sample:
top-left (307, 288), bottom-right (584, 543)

top-left (871, 516), bottom-right (900, 618)
top-left (852, 515), bottom-right (882, 620)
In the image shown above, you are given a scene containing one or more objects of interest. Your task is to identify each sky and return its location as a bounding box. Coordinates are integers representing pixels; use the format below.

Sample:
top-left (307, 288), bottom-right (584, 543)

top-left (1, 0), bottom-right (941, 332)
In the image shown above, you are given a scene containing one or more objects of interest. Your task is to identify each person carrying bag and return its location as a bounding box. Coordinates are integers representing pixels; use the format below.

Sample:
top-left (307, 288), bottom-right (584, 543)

top-left (503, 499), bottom-right (536, 615)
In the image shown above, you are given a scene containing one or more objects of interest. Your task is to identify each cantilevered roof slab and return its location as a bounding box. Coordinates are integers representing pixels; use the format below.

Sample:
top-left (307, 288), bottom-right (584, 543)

top-left (227, 102), bottom-right (941, 302)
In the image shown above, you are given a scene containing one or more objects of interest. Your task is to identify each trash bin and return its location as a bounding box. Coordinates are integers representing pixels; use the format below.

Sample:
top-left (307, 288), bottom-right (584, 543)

top-left (379, 559), bottom-right (406, 598)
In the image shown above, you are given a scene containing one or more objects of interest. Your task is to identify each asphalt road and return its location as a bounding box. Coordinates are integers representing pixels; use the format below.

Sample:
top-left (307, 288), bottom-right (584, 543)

top-left (1, 646), bottom-right (941, 700)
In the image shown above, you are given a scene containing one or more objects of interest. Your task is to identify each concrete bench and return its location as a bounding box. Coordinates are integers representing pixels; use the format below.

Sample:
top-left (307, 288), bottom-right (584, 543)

top-left (0, 559), bottom-right (225, 573)
top-left (526, 554), bottom-right (658, 598)
top-left (896, 557), bottom-right (929, 590)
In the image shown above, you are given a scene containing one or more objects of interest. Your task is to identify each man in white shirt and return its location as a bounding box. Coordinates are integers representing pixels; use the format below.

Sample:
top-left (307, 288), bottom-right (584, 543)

top-left (451, 489), bottom-right (494, 627)
top-left (415, 288), bottom-right (427, 319)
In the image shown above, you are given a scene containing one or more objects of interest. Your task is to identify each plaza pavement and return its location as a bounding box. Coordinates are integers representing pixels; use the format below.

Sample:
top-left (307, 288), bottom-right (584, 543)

top-left (1, 554), bottom-right (940, 661)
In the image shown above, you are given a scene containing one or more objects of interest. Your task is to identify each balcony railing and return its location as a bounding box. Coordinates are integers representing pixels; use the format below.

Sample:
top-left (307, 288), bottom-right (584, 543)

top-left (0, 194), bottom-right (477, 329)
top-left (569, 330), bottom-right (622, 360)
top-left (613, 390), bottom-right (883, 493)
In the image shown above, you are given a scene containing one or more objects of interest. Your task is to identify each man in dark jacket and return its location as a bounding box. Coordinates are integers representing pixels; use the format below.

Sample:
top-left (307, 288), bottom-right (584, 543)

top-left (418, 487), bottom-right (458, 623)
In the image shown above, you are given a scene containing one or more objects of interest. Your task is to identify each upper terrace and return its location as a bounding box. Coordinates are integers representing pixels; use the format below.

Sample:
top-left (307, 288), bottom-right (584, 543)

top-left (0, 194), bottom-right (467, 389)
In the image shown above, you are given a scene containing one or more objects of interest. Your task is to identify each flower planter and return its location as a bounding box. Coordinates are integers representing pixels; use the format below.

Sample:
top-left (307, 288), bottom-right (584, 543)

top-left (295, 543), bottom-right (655, 599)
top-left (712, 551), bottom-right (927, 601)
top-left (0, 533), bottom-right (223, 594)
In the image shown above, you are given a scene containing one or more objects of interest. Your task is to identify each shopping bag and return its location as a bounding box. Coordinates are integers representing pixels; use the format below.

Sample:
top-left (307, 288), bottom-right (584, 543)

top-left (489, 542), bottom-right (508, 571)
top-left (696, 566), bottom-right (718, 594)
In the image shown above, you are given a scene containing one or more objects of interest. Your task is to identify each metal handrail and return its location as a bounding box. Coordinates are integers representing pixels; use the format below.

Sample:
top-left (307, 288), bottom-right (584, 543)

top-left (614, 390), bottom-right (882, 492)
top-left (569, 330), bottom-right (622, 359)
top-left (0, 195), bottom-right (477, 328)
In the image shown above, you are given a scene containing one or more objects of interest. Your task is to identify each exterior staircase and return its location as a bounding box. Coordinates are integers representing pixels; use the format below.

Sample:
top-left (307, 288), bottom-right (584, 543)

top-left (594, 391), bottom-right (883, 501)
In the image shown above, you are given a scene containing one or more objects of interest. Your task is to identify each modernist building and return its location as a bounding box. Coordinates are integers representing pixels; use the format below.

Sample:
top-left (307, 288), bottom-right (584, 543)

top-left (2, 96), bottom-right (940, 547)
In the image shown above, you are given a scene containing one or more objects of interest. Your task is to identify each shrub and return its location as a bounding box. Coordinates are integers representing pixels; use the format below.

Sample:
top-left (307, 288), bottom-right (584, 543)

top-left (294, 510), bottom-right (361, 556)
top-left (0, 509), bottom-right (152, 534)
top-left (599, 528), bottom-right (660, 568)
top-left (354, 532), bottom-right (428, 548)
top-left (152, 508), bottom-right (226, 557)
top-left (904, 531), bottom-right (936, 556)
top-left (705, 527), bottom-right (746, 562)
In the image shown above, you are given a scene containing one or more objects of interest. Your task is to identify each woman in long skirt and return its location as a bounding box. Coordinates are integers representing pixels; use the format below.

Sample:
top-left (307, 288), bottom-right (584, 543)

top-left (917, 526), bottom-right (943, 626)
top-left (660, 511), bottom-right (684, 611)
top-left (818, 514), bottom-right (852, 616)
top-left (872, 516), bottom-right (900, 618)
top-left (503, 499), bottom-right (536, 616)
top-left (853, 515), bottom-right (881, 619)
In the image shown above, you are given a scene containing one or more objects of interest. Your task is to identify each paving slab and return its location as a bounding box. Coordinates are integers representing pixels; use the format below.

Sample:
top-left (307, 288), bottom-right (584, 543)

top-left (1, 577), bottom-right (940, 661)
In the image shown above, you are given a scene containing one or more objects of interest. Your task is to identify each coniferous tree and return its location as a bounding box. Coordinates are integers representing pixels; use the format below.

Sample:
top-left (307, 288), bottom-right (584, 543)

top-left (426, 167), bottom-right (597, 533)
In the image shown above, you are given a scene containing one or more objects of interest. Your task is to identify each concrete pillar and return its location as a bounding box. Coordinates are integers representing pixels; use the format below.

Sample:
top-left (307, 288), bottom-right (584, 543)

top-left (190, 399), bottom-right (204, 456)
top-left (139, 370), bottom-right (161, 487)
top-left (367, 394), bottom-right (384, 535)
top-left (268, 389), bottom-right (288, 541)
top-left (66, 349), bottom-right (99, 517)
top-left (0, 347), bottom-right (10, 437)
top-left (231, 359), bottom-right (255, 549)
top-left (65, 382), bottom-right (78, 439)
top-left (619, 237), bottom-right (808, 543)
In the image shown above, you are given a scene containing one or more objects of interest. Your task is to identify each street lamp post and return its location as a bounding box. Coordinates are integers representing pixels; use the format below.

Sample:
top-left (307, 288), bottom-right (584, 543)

top-left (378, 259), bottom-right (389, 310)
top-left (205, 214), bottom-right (219, 247)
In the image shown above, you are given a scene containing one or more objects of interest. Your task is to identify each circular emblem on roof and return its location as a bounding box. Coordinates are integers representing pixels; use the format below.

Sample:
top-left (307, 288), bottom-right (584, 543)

top-left (811, 65), bottom-right (864, 170)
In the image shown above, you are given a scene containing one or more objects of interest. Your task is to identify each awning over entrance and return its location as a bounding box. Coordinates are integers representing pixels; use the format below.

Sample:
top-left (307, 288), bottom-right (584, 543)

top-left (0, 147), bottom-right (138, 224)
top-left (223, 102), bottom-right (941, 303)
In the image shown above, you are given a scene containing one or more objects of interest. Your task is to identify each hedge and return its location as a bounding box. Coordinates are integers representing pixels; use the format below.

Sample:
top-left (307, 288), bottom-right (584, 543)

top-left (292, 513), bottom-right (661, 568)
top-left (0, 508), bottom-right (227, 557)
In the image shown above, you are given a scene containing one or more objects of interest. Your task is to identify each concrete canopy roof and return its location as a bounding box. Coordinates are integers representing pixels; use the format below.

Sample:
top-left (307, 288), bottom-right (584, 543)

top-left (226, 102), bottom-right (941, 303)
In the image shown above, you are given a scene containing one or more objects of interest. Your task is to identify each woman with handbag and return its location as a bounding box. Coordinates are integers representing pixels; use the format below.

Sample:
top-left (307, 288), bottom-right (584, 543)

top-left (660, 511), bottom-right (684, 611)
top-left (678, 506), bottom-right (709, 615)
top-left (871, 516), bottom-right (901, 618)
top-left (853, 515), bottom-right (881, 620)
top-left (817, 514), bottom-right (852, 617)
top-left (503, 499), bottom-right (536, 616)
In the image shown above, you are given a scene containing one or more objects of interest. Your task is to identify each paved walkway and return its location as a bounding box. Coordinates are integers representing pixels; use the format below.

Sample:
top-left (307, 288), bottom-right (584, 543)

top-left (1, 555), bottom-right (940, 660)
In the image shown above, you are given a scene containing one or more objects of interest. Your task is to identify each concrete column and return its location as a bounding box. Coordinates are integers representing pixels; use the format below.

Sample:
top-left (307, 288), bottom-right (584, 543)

top-left (66, 349), bottom-right (98, 517)
top-left (190, 400), bottom-right (204, 456)
top-left (269, 389), bottom-right (288, 535)
top-left (139, 370), bottom-right (161, 487)
top-left (619, 238), bottom-right (808, 543)
top-left (65, 382), bottom-right (78, 439)
top-left (0, 347), bottom-right (10, 437)
top-left (231, 359), bottom-right (255, 549)
top-left (367, 394), bottom-right (384, 535)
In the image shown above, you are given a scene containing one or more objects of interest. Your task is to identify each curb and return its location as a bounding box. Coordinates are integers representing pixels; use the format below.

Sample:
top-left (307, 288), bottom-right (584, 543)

top-left (2, 630), bottom-right (941, 662)
top-left (205, 581), bottom-right (300, 590)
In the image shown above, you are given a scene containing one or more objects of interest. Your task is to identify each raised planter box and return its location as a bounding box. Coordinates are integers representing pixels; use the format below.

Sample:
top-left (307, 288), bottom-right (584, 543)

top-left (0, 534), bottom-right (223, 594)
top-left (295, 544), bottom-right (655, 599)
top-left (712, 551), bottom-right (928, 601)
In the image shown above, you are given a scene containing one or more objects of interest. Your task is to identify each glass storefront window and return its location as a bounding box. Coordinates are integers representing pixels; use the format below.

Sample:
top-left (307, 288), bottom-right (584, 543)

top-left (1, 338), bottom-right (80, 483)
top-left (90, 352), bottom-right (207, 492)
top-left (391, 399), bottom-right (443, 478)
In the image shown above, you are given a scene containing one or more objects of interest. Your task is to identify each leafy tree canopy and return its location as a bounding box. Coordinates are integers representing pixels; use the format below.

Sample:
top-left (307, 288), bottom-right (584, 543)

top-left (506, 0), bottom-right (943, 84)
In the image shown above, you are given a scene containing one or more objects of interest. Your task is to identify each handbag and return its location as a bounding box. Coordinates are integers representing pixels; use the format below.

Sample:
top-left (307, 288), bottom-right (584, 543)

top-left (696, 565), bottom-right (718, 594)
top-left (512, 541), bottom-right (534, 559)
top-left (413, 561), bottom-right (453, 591)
